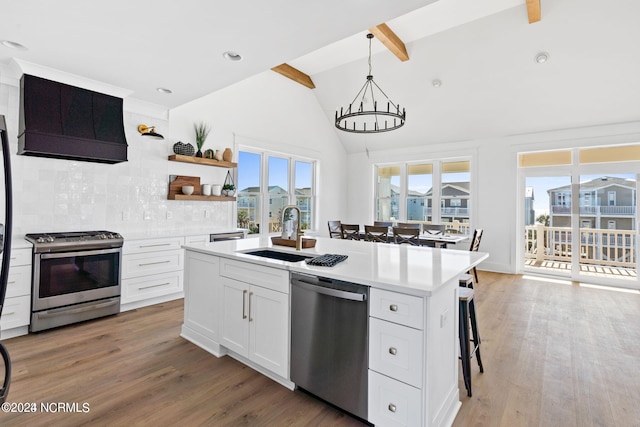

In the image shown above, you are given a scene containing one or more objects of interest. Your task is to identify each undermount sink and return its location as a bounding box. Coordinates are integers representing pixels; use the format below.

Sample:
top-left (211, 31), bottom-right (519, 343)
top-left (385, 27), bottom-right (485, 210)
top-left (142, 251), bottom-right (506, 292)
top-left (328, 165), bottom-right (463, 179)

top-left (242, 249), bottom-right (313, 263)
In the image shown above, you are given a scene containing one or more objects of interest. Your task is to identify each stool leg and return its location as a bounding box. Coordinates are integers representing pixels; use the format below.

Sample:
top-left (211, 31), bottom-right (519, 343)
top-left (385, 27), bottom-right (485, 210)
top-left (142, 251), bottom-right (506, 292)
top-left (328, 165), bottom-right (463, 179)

top-left (459, 299), bottom-right (472, 397)
top-left (469, 299), bottom-right (484, 373)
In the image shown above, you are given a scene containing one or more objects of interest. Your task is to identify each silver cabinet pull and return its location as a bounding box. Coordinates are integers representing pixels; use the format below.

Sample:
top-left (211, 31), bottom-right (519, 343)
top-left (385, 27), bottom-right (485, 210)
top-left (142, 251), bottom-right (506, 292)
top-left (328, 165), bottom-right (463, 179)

top-left (248, 292), bottom-right (254, 322)
top-left (138, 260), bottom-right (171, 266)
top-left (139, 282), bottom-right (170, 290)
top-left (139, 243), bottom-right (172, 248)
top-left (388, 403), bottom-right (397, 413)
top-left (242, 290), bottom-right (248, 319)
top-left (389, 347), bottom-right (397, 355)
top-left (390, 304), bottom-right (398, 312)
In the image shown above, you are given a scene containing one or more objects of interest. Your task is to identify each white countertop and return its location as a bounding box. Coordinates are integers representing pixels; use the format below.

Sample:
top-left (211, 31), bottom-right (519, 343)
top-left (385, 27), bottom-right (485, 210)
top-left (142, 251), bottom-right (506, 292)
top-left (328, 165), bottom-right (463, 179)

top-left (182, 236), bottom-right (489, 296)
top-left (122, 227), bottom-right (246, 241)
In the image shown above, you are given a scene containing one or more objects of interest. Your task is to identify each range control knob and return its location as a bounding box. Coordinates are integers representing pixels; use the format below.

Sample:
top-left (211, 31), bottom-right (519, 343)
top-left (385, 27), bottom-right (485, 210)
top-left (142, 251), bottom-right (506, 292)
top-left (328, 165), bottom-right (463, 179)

top-left (37, 237), bottom-right (45, 243)
top-left (46, 236), bottom-right (55, 243)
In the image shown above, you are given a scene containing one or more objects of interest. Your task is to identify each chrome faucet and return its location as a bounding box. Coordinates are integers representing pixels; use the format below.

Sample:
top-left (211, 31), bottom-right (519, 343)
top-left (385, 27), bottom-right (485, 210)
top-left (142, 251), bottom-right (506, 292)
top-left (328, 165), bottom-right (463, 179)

top-left (282, 205), bottom-right (304, 250)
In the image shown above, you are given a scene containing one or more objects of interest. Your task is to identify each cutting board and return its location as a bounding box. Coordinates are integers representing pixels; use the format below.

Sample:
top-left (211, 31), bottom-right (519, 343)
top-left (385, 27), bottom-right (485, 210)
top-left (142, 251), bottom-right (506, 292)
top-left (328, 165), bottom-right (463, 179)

top-left (168, 175), bottom-right (201, 199)
top-left (271, 237), bottom-right (317, 248)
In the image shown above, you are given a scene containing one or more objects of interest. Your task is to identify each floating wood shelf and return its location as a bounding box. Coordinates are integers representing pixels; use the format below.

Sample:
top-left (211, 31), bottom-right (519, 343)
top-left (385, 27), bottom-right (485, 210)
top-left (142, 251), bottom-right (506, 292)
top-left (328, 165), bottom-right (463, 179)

top-left (169, 194), bottom-right (236, 202)
top-left (168, 154), bottom-right (237, 168)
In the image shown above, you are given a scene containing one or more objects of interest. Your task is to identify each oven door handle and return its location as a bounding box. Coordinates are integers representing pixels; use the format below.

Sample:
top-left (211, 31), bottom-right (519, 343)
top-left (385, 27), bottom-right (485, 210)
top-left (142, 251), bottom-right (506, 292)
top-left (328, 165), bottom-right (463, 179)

top-left (39, 247), bottom-right (122, 259)
top-left (37, 299), bottom-right (120, 318)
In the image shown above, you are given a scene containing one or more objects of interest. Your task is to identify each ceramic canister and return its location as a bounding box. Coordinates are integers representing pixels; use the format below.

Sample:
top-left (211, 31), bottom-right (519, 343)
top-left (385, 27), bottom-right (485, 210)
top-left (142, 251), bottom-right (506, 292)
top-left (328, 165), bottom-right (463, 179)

top-left (201, 184), bottom-right (212, 196)
top-left (211, 184), bottom-right (222, 196)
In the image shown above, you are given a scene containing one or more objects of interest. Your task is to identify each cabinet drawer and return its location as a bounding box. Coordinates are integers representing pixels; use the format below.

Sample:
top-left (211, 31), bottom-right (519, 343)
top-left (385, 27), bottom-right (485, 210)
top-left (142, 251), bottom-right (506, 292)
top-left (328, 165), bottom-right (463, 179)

top-left (369, 317), bottom-right (423, 388)
top-left (6, 265), bottom-right (31, 298)
top-left (220, 258), bottom-right (289, 294)
top-left (5, 248), bottom-right (32, 267)
top-left (0, 295), bottom-right (31, 331)
top-left (123, 237), bottom-right (184, 254)
top-left (368, 370), bottom-right (422, 427)
top-left (122, 250), bottom-right (184, 279)
top-left (184, 235), bottom-right (210, 245)
top-left (122, 271), bottom-right (183, 304)
top-left (370, 288), bottom-right (424, 329)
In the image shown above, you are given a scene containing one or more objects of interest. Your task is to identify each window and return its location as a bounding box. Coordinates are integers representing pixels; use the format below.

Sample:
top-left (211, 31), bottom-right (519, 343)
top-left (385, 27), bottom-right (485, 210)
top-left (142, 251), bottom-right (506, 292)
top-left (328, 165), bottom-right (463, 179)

top-left (375, 159), bottom-right (472, 232)
top-left (407, 164), bottom-right (432, 222)
top-left (607, 220), bottom-right (616, 229)
top-left (608, 191), bottom-right (616, 206)
top-left (376, 166), bottom-right (400, 221)
top-left (237, 148), bottom-right (316, 235)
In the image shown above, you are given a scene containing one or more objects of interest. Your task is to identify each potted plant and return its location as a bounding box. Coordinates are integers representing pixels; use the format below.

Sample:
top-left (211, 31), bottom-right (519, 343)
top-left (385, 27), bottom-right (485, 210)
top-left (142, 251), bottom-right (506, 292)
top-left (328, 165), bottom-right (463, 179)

top-left (193, 122), bottom-right (211, 157)
top-left (222, 183), bottom-right (235, 197)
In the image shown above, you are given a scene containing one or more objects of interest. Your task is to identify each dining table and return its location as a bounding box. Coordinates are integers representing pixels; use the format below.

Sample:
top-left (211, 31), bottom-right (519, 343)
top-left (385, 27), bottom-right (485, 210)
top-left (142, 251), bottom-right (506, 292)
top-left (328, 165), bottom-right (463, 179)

top-left (359, 227), bottom-right (469, 249)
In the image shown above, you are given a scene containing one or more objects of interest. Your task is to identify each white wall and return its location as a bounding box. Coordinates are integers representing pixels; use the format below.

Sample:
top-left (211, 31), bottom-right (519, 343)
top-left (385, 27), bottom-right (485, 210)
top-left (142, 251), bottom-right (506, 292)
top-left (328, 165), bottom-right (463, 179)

top-left (346, 121), bottom-right (640, 274)
top-left (0, 64), bottom-right (236, 237)
top-left (169, 70), bottom-right (349, 234)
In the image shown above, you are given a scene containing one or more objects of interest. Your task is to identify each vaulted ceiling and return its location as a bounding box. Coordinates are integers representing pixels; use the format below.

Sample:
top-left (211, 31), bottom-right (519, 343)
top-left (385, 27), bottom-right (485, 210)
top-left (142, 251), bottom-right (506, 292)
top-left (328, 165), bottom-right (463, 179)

top-left (2, 0), bottom-right (639, 154)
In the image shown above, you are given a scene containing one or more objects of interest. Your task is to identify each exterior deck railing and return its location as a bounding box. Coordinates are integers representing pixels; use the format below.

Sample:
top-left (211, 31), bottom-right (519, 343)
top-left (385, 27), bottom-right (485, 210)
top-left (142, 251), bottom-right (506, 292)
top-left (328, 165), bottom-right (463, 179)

top-left (550, 205), bottom-right (636, 216)
top-left (525, 225), bottom-right (637, 268)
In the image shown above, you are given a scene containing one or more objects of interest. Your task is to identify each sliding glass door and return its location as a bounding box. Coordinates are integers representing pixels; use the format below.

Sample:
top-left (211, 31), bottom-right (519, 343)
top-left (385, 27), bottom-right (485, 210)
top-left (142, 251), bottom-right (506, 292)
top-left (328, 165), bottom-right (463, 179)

top-left (520, 146), bottom-right (639, 289)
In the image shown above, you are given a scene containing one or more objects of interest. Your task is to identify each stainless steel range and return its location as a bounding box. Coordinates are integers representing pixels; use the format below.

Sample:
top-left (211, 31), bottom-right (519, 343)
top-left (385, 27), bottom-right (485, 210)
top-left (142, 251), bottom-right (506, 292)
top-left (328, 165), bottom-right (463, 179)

top-left (25, 231), bottom-right (123, 332)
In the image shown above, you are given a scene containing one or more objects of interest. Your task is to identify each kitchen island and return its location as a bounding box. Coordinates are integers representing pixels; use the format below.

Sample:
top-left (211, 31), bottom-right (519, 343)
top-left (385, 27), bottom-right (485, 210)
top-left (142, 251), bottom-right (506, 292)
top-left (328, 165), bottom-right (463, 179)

top-left (180, 236), bottom-right (488, 427)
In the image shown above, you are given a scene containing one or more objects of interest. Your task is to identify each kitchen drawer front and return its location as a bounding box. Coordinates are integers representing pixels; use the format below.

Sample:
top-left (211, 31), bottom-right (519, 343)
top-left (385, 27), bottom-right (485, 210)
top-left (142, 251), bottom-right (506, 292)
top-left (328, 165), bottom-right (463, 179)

top-left (3, 248), bottom-right (32, 267)
top-left (122, 271), bottom-right (183, 304)
top-left (369, 317), bottom-right (423, 389)
top-left (184, 235), bottom-right (210, 245)
top-left (122, 250), bottom-right (184, 279)
top-left (219, 258), bottom-right (289, 294)
top-left (123, 237), bottom-right (184, 254)
top-left (5, 265), bottom-right (31, 298)
top-left (0, 295), bottom-right (31, 331)
top-left (370, 288), bottom-right (424, 329)
top-left (368, 370), bottom-right (422, 427)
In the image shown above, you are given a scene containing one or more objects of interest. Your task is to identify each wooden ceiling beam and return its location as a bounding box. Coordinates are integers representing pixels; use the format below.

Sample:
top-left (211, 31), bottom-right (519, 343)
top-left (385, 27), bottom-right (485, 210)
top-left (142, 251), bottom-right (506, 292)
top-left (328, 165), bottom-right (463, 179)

top-left (271, 63), bottom-right (315, 89)
top-left (369, 23), bottom-right (409, 62)
top-left (526, 0), bottom-right (541, 23)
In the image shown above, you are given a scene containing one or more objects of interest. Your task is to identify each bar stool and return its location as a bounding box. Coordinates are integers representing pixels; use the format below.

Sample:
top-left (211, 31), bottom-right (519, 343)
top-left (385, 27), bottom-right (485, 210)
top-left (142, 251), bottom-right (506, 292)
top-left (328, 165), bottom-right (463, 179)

top-left (459, 286), bottom-right (483, 397)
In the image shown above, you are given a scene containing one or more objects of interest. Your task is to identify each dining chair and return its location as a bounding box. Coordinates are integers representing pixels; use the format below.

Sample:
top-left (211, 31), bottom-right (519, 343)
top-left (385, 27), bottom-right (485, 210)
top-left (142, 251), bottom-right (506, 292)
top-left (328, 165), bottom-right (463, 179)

top-left (341, 224), bottom-right (361, 240)
top-left (397, 222), bottom-right (420, 229)
top-left (327, 220), bottom-right (342, 238)
top-left (423, 224), bottom-right (445, 234)
top-left (393, 227), bottom-right (420, 245)
top-left (374, 221), bottom-right (393, 227)
top-left (364, 225), bottom-right (389, 243)
top-left (460, 228), bottom-right (483, 288)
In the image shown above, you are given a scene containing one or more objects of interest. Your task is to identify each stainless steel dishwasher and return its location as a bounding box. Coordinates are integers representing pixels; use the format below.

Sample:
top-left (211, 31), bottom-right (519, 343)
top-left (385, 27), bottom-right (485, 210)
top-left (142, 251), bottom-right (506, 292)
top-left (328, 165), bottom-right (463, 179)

top-left (290, 272), bottom-right (369, 420)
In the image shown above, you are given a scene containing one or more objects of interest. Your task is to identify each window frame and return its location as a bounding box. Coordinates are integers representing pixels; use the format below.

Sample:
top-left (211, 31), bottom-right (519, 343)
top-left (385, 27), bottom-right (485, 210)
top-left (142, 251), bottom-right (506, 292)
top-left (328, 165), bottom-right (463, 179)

top-left (374, 157), bottom-right (473, 231)
top-left (237, 146), bottom-right (317, 236)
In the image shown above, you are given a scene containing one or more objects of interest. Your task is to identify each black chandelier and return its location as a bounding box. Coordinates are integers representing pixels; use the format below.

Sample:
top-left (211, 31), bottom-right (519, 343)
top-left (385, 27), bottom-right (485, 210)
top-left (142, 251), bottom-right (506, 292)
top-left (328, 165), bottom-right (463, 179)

top-left (335, 33), bottom-right (406, 134)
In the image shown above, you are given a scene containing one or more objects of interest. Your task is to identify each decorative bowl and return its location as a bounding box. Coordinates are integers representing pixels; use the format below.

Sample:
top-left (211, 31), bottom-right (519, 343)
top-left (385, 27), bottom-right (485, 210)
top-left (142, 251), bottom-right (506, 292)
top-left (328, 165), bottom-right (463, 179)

top-left (181, 186), bottom-right (194, 195)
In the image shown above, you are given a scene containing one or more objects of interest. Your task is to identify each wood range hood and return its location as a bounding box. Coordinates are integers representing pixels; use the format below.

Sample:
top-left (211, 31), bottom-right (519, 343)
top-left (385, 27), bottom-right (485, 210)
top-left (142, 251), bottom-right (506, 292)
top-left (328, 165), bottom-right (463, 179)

top-left (17, 74), bottom-right (128, 164)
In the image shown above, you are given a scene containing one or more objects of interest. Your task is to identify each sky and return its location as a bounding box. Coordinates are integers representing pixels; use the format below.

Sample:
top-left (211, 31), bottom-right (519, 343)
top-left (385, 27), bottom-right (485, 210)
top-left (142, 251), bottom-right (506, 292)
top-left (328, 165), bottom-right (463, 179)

top-left (238, 151), bottom-right (312, 191)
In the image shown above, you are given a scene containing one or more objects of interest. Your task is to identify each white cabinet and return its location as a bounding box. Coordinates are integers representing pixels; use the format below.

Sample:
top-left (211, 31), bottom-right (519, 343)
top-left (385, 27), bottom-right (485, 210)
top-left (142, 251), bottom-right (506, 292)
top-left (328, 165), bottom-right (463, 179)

top-left (1, 247), bottom-right (32, 337)
top-left (121, 236), bottom-right (184, 310)
top-left (219, 258), bottom-right (289, 379)
top-left (182, 251), bottom-right (220, 352)
top-left (369, 284), bottom-right (460, 427)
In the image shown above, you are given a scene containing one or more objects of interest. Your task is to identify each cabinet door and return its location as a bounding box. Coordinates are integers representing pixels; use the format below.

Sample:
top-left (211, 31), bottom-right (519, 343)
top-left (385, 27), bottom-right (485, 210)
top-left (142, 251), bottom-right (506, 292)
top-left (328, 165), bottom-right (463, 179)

top-left (248, 286), bottom-right (289, 378)
top-left (183, 253), bottom-right (219, 341)
top-left (220, 278), bottom-right (249, 357)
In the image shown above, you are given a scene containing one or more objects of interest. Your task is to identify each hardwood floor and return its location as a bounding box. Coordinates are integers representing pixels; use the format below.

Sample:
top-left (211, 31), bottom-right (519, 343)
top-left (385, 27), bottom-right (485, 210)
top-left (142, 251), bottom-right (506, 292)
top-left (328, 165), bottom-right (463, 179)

top-left (1, 272), bottom-right (639, 426)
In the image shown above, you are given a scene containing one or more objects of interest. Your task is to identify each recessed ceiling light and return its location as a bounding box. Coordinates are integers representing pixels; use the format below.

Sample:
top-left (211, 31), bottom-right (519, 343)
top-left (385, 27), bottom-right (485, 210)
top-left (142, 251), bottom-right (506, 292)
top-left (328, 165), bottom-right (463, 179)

top-left (1, 40), bottom-right (27, 50)
top-left (223, 51), bottom-right (243, 62)
top-left (156, 87), bottom-right (172, 94)
top-left (535, 52), bottom-right (550, 64)
top-left (432, 79), bottom-right (442, 88)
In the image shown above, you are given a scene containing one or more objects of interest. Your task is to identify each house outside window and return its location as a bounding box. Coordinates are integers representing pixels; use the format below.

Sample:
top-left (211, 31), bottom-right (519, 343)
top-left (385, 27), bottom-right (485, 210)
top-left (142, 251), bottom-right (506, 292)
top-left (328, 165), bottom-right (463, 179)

top-left (375, 159), bottom-right (471, 233)
top-left (237, 149), bottom-right (316, 235)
